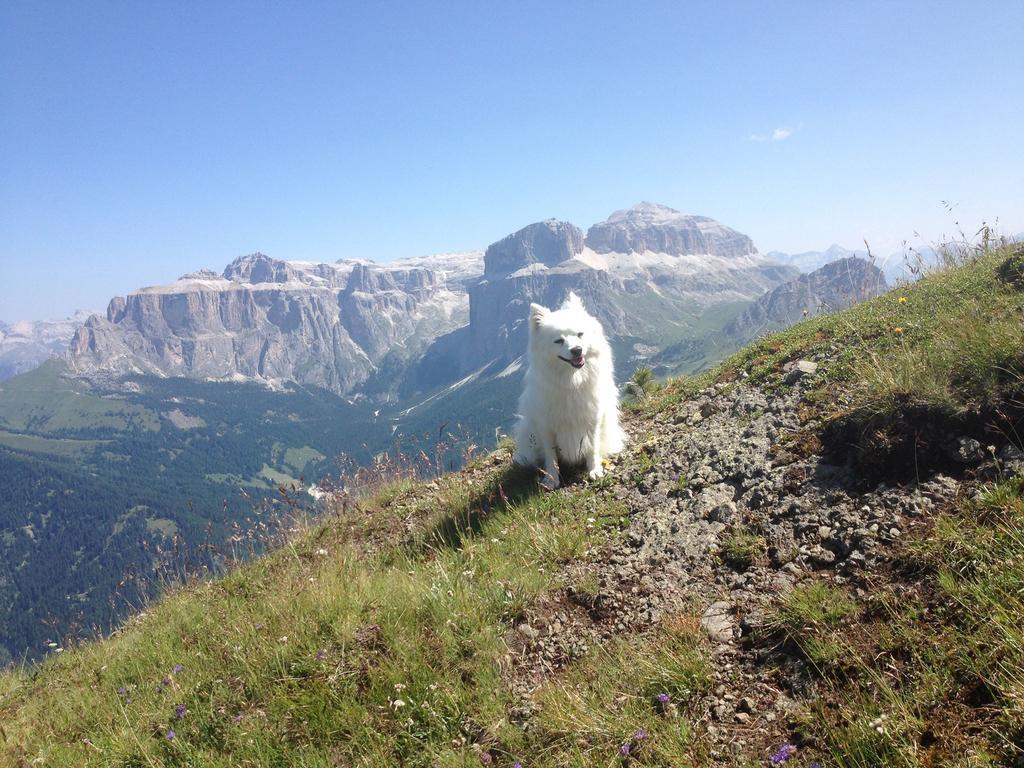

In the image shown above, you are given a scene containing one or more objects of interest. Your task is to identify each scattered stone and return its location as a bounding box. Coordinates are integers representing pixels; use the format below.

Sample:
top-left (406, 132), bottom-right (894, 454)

top-left (784, 359), bottom-right (818, 384)
top-left (701, 601), bottom-right (735, 643)
top-left (950, 436), bottom-right (985, 464)
top-left (517, 624), bottom-right (539, 641)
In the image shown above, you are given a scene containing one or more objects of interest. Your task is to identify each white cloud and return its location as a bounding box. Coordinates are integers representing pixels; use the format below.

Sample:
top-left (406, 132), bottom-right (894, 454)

top-left (749, 126), bottom-right (794, 142)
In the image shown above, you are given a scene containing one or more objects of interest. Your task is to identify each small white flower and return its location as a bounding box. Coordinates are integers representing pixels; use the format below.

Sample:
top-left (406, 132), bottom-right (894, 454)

top-left (392, 699), bottom-right (406, 709)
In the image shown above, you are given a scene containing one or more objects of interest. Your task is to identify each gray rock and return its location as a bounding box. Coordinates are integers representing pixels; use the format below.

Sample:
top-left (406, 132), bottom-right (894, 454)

top-left (700, 601), bottom-right (735, 643)
top-left (950, 437), bottom-right (985, 464)
top-left (517, 623), bottom-right (539, 641)
top-left (709, 502), bottom-right (739, 525)
top-left (784, 359), bottom-right (819, 384)
top-left (585, 202), bottom-right (756, 258)
top-left (483, 220), bottom-right (584, 277)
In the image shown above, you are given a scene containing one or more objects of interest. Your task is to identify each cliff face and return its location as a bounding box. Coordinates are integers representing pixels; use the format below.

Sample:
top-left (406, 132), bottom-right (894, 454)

top-left (725, 256), bottom-right (888, 342)
top-left (483, 220), bottom-right (585, 277)
top-left (69, 253), bottom-right (473, 395)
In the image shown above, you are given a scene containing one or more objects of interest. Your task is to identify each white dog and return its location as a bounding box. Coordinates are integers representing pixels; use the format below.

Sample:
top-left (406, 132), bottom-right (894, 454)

top-left (513, 292), bottom-right (625, 489)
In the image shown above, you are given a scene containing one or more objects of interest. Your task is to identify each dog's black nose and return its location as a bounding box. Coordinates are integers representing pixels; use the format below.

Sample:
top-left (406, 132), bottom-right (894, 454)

top-left (570, 346), bottom-right (583, 357)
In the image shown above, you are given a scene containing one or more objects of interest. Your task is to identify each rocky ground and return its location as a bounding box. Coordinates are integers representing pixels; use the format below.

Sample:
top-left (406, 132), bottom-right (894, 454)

top-left (500, 355), bottom-right (1024, 761)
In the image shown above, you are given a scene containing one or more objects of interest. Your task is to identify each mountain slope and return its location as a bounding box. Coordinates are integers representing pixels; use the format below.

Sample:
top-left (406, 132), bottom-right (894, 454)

top-left (0, 361), bottom-right (389, 663)
top-left (723, 256), bottom-right (888, 343)
top-left (3, 245), bottom-right (1023, 766)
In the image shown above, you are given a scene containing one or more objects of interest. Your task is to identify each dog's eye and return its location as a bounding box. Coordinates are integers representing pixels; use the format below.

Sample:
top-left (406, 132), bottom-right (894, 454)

top-left (554, 338), bottom-right (564, 345)
top-left (577, 332), bottom-right (583, 337)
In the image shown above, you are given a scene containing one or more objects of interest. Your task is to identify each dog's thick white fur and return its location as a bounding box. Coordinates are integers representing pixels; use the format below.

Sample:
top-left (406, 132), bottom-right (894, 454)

top-left (513, 292), bottom-right (625, 489)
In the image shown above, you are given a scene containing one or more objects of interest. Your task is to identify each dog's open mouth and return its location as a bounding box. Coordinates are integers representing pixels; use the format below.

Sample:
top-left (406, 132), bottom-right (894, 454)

top-left (559, 355), bottom-right (585, 369)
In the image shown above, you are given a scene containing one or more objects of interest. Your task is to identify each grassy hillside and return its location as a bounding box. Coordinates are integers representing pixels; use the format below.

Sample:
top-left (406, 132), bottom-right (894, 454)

top-left (2, 245), bottom-right (1023, 766)
top-left (0, 357), bottom-right (524, 663)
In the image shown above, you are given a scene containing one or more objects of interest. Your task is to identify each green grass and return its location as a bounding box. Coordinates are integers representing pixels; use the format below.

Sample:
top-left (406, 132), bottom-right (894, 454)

top-left (719, 527), bottom-right (765, 572)
top-left (770, 582), bottom-right (859, 670)
top-left (0, 429), bottom-right (107, 458)
top-left (526, 617), bottom-right (712, 766)
top-left (0, 456), bottom-right (680, 766)
top-left (282, 445), bottom-right (326, 475)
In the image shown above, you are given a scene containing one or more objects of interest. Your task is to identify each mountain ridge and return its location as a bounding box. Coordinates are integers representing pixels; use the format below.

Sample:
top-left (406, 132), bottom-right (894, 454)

top-left (66, 204), bottom-right (797, 396)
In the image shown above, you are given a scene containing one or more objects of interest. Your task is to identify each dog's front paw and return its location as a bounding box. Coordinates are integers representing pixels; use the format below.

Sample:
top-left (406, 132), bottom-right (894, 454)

top-left (587, 465), bottom-right (605, 480)
top-left (540, 472), bottom-right (560, 491)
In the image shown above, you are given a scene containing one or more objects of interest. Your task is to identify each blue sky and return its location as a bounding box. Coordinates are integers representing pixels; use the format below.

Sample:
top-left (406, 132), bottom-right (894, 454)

top-left (2, 1), bottom-right (1022, 320)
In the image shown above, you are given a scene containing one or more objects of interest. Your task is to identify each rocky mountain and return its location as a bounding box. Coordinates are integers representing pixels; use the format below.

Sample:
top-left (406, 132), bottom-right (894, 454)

top-left (415, 205), bottom-right (796, 385)
top-left (724, 256), bottom-right (888, 342)
top-left (586, 202), bottom-right (756, 257)
top-left (68, 252), bottom-right (480, 396)
top-left (67, 204), bottom-right (798, 397)
top-left (0, 311), bottom-right (92, 380)
top-left (766, 242), bottom-right (920, 286)
top-left (764, 243), bottom-right (867, 274)
top-left (483, 219), bottom-right (585, 276)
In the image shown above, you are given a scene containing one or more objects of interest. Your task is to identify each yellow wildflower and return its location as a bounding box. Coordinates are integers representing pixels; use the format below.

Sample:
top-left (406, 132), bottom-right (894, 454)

top-left (894, 327), bottom-right (904, 335)
top-left (898, 296), bottom-right (908, 304)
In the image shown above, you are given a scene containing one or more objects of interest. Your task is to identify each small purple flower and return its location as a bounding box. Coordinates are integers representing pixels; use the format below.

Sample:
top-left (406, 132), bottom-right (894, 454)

top-left (769, 743), bottom-right (796, 765)
top-left (232, 713), bottom-right (243, 722)
top-left (513, 763), bottom-right (523, 768)
top-left (162, 676), bottom-right (172, 686)
top-left (175, 703), bottom-right (186, 719)
top-left (117, 686), bottom-right (128, 696)
top-left (254, 623), bottom-right (265, 630)
top-left (620, 742), bottom-right (631, 756)
top-left (315, 648), bottom-right (327, 661)
top-left (656, 692), bottom-right (670, 705)
top-left (165, 729), bottom-right (176, 741)
top-left (480, 752), bottom-right (493, 765)
top-left (633, 729), bottom-right (648, 741)
top-left (173, 663), bottom-right (184, 674)
top-left (809, 763), bottom-right (821, 768)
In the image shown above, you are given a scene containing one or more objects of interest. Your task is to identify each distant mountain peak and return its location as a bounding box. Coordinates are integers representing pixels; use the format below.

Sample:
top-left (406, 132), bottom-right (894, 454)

top-left (607, 201), bottom-right (697, 224)
top-left (483, 219), bottom-right (584, 277)
top-left (222, 253), bottom-right (297, 284)
top-left (586, 203), bottom-right (756, 257)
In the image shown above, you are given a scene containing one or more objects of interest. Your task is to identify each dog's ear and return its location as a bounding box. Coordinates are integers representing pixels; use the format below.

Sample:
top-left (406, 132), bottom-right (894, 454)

top-left (563, 292), bottom-right (585, 311)
top-left (529, 303), bottom-right (548, 330)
